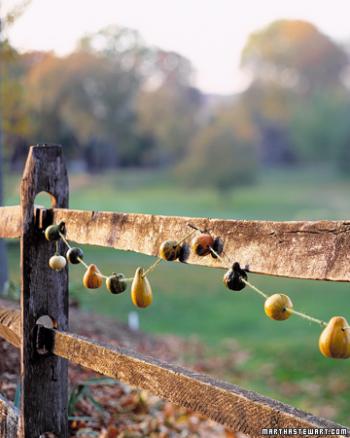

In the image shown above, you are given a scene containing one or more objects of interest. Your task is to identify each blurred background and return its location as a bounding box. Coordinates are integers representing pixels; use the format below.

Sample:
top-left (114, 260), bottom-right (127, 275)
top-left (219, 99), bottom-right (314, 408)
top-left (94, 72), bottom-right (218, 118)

top-left (1, 0), bottom-right (350, 426)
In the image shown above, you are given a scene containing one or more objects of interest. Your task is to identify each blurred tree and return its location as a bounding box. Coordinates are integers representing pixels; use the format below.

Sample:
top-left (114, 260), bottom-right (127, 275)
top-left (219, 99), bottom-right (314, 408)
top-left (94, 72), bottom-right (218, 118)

top-left (290, 91), bottom-right (350, 169)
top-left (0, 0), bottom-right (32, 293)
top-left (242, 82), bottom-right (297, 165)
top-left (181, 102), bottom-right (258, 192)
top-left (25, 48), bottom-right (141, 167)
top-left (136, 83), bottom-right (202, 166)
top-left (25, 27), bottom-right (199, 169)
top-left (0, 14), bottom-right (6, 294)
top-left (242, 20), bottom-right (348, 92)
top-left (241, 20), bottom-right (350, 167)
top-left (1, 44), bottom-right (32, 169)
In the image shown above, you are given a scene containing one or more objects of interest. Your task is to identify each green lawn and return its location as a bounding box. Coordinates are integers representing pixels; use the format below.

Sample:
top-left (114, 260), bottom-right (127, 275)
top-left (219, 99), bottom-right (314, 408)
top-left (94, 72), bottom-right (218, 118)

top-left (4, 165), bottom-right (350, 424)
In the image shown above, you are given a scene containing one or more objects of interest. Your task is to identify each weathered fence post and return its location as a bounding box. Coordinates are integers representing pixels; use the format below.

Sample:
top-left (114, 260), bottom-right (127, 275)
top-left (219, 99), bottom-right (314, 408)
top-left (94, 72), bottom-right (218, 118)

top-left (20, 145), bottom-right (69, 437)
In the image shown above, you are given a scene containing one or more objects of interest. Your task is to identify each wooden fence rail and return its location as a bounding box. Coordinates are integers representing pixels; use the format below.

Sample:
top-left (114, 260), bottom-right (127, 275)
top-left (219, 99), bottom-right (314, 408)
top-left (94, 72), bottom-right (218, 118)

top-left (0, 305), bottom-right (348, 438)
top-left (2, 204), bottom-right (350, 281)
top-left (0, 395), bottom-right (18, 438)
top-left (0, 144), bottom-right (349, 437)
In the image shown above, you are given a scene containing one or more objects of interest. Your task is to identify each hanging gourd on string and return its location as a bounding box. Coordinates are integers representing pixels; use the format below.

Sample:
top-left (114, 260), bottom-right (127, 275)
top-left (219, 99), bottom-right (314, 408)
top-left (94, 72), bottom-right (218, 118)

top-left (319, 316), bottom-right (350, 359)
top-left (83, 264), bottom-right (103, 289)
top-left (106, 273), bottom-right (128, 294)
top-left (131, 267), bottom-right (153, 308)
top-left (43, 221), bottom-right (350, 360)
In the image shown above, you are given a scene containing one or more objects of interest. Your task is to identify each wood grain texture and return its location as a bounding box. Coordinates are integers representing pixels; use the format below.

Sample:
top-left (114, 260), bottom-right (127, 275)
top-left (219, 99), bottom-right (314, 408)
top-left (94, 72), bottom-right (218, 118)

top-left (2, 205), bottom-right (350, 281)
top-left (0, 305), bottom-right (21, 348)
top-left (44, 326), bottom-right (348, 438)
top-left (1, 306), bottom-right (348, 437)
top-left (52, 208), bottom-right (350, 282)
top-left (0, 206), bottom-right (21, 238)
top-left (0, 395), bottom-right (18, 438)
top-left (20, 145), bottom-right (69, 437)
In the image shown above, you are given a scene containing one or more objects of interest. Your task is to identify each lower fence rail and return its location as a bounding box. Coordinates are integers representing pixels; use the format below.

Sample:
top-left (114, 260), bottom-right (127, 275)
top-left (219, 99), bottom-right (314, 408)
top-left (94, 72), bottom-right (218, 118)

top-left (0, 305), bottom-right (348, 438)
top-left (0, 395), bottom-right (19, 438)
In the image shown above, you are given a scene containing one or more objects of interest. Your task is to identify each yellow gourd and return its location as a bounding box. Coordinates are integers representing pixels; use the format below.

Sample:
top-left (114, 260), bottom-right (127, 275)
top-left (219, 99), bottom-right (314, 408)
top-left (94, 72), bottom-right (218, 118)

top-left (319, 316), bottom-right (350, 359)
top-left (264, 293), bottom-right (293, 321)
top-left (131, 267), bottom-right (153, 308)
top-left (83, 264), bottom-right (103, 289)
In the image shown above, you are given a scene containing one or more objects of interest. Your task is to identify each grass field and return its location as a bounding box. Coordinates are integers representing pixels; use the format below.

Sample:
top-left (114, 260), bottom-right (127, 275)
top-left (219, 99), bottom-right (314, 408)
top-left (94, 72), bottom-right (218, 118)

top-left (3, 165), bottom-right (350, 424)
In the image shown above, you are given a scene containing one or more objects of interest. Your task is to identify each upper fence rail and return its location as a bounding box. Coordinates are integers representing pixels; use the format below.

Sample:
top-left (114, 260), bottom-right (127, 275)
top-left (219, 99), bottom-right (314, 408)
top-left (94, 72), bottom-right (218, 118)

top-left (1, 204), bottom-right (350, 281)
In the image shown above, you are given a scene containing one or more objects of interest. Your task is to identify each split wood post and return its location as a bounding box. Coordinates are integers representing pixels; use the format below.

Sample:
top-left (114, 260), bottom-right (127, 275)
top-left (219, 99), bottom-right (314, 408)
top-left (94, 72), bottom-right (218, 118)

top-left (20, 145), bottom-right (69, 437)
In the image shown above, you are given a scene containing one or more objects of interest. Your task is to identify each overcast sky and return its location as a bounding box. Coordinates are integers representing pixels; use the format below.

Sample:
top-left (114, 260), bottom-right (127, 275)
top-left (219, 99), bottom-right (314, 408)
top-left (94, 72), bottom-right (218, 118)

top-left (2, 0), bottom-right (350, 94)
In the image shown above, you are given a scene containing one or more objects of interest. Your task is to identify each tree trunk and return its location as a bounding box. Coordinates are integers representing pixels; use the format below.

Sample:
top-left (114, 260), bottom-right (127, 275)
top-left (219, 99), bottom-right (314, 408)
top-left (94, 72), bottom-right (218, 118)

top-left (0, 16), bottom-right (9, 294)
top-left (0, 145), bottom-right (8, 295)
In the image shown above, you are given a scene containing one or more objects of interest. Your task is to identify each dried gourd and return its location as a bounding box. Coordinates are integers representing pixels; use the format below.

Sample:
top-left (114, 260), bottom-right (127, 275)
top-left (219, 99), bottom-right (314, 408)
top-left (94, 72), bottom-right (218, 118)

top-left (319, 316), bottom-right (350, 359)
top-left (83, 264), bottom-right (103, 289)
top-left (159, 240), bottom-right (181, 261)
top-left (49, 255), bottom-right (66, 271)
top-left (264, 293), bottom-right (293, 321)
top-left (191, 233), bottom-right (214, 256)
top-left (131, 267), bottom-right (153, 308)
top-left (106, 273), bottom-right (127, 294)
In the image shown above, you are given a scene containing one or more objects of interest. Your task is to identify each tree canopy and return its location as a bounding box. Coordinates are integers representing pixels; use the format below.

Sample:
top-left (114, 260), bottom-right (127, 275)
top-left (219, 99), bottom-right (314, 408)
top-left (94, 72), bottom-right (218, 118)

top-left (241, 20), bottom-right (348, 92)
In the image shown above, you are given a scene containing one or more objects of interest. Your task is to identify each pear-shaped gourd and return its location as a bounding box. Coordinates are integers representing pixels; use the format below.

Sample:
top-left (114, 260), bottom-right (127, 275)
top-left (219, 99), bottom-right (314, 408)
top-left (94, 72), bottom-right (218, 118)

top-left (319, 316), bottom-right (350, 359)
top-left (83, 264), bottom-right (103, 289)
top-left (131, 267), bottom-right (153, 308)
top-left (264, 293), bottom-right (293, 321)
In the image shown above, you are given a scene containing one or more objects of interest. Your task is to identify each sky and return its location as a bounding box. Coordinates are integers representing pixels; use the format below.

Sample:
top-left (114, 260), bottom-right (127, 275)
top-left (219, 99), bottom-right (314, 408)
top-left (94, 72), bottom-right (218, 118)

top-left (2, 0), bottom-right (350, 94)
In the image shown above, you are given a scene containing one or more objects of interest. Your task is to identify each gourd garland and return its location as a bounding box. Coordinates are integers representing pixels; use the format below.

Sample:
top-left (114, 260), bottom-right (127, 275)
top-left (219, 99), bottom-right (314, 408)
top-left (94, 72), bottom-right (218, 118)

top-left (43, 221), bottom-right (350, 360)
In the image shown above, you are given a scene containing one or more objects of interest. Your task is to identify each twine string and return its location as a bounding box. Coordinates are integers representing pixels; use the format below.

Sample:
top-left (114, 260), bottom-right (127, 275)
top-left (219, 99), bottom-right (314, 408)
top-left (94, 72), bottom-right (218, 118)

top-left (142, 258), bottom-right (162, 278)
top-left (142, 228), bottom-right (198, 278)
top-left (59, 228), bottom-right (198, 282)
top-left (186, 225), bottom-right (328, 329)
top-left (58, 231), bottom-right (108, 279)
top-left (288, 308), bottom-right (327, 327)
top-left (57, 225), bottom-right (330, 330)
top-left (241, 278), bottom-right (268, 299)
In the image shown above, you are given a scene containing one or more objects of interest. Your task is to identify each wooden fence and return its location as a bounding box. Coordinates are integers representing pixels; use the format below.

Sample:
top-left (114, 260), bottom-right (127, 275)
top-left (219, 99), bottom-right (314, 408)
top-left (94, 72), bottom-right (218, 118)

top-left (0, 144), bottom-right (349, 437)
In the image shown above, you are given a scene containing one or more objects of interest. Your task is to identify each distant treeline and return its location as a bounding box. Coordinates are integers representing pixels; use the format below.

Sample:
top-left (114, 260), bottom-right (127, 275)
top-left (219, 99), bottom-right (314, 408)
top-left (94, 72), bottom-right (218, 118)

top-left (2, 19), bottom-right (350, 190)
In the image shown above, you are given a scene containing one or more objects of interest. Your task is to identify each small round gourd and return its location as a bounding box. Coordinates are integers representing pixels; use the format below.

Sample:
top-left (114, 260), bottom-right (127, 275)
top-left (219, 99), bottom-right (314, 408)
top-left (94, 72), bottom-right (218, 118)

top-left (106, 273), bottom-right (127, 294)
top-left (159, 240), bottom-right (181, 261)
top-left (223, 263), bottom-right (247, 291)
top-left (319, 316), bottom-right (350, 359)
top-left (191, 233), bottom-right (214, 256)
top-left (83, 264), bottom-right (103, 289)
top-left (264, 294), bottom-right (293, 321)
top-left (131, 267), bottom-right (153, 308)
top-left (66, 247), bottom-right (84, 264)
top-left (44, 221), bottom-right (65, 241)
top-left (49, 255), bottom-right (66, 271)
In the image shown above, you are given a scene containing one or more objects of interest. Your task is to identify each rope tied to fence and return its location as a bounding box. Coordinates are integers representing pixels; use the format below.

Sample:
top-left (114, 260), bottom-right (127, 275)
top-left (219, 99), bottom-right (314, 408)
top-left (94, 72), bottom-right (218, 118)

top-left (203, 233), bottom-right (328, 329)
top-left (41, 217), bottom-right (350, 360)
